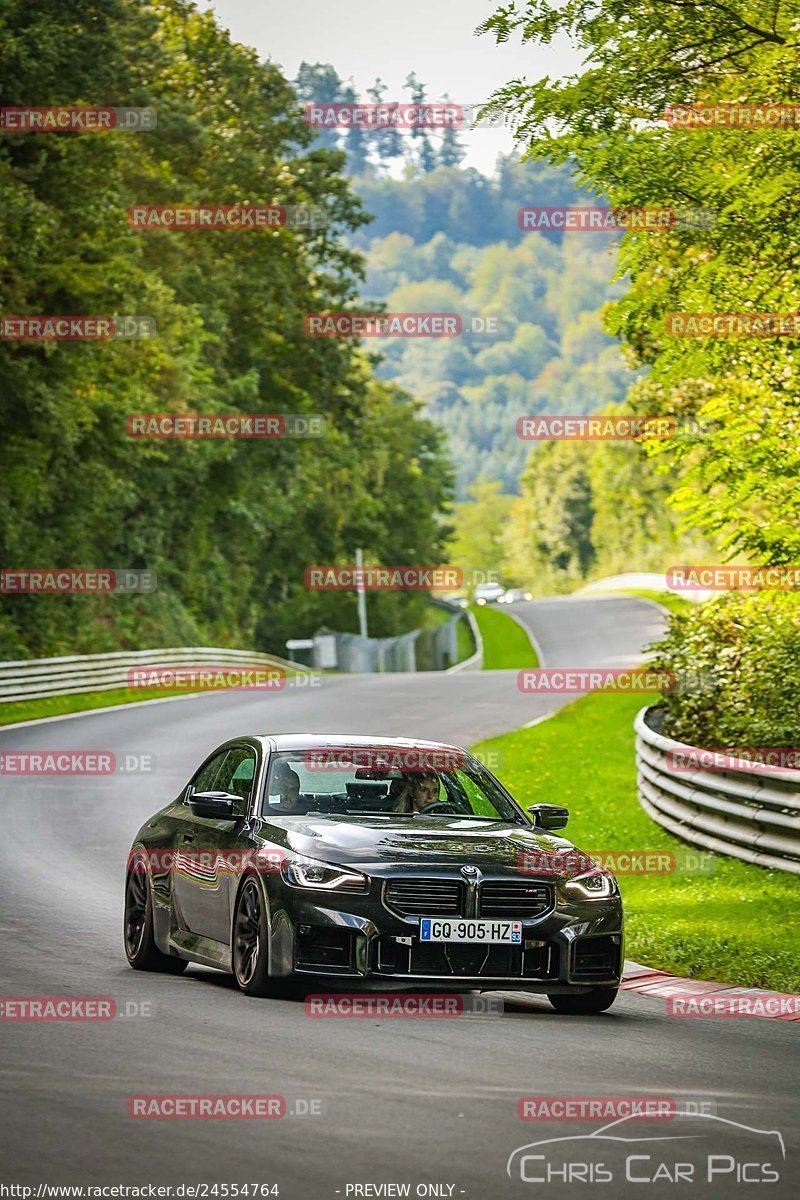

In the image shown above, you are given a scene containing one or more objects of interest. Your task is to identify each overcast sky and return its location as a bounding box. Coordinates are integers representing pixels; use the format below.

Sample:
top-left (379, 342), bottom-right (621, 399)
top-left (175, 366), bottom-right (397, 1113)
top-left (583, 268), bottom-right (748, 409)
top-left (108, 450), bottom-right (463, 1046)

top-left (204, 0), bottom-right (580, 173)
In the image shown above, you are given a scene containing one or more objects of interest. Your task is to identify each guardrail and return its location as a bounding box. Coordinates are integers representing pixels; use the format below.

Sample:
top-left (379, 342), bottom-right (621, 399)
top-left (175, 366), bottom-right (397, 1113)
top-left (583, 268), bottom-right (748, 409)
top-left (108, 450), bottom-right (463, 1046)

top-left (0, 647), bottom-right (307, 703)
top-left (312, 602), bottom-right (478, 674)
top-left (446, 607), bottom-right (483, 673)
top-left (634, 706), bottom-right (800, 875)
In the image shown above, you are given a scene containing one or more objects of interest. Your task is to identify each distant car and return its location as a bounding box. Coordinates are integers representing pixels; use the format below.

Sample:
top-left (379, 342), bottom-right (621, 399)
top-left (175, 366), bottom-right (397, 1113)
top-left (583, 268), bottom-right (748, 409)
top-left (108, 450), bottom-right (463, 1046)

top-left (473, 581), bottom-right (505, 605)
top-left (498, 588), bottom-right (533, 605)
top-left (124, 734), bottom-right (623, 1011)
top-left (440, 591), bottom-right (469, 609)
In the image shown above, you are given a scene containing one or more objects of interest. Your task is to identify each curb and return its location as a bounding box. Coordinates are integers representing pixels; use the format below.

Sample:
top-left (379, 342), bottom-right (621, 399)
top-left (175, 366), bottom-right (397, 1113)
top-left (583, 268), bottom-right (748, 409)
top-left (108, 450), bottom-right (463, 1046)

top-left (622, 960), bottom-right (800, 1022)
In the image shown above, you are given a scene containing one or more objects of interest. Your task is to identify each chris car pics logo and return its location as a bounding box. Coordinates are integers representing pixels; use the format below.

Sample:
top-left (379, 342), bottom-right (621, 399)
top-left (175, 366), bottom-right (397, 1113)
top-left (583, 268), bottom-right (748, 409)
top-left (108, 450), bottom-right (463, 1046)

top-left (507, 1112), bottom-right (785, 1185)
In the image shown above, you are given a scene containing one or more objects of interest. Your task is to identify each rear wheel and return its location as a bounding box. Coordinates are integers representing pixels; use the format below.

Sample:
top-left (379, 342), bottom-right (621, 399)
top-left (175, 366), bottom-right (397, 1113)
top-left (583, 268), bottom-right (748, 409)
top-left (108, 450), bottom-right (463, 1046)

top-left (232, 878), bottom-right (271, 996)
top-left (548, 987), bottom-right (618, 1014)
top-left (124, 855), bottom-right (187, 974)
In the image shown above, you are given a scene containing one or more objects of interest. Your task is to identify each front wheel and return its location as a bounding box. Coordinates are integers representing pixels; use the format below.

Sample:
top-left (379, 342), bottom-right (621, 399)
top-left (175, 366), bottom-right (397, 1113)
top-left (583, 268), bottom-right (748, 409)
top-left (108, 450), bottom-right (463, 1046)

top-left (548, 987), bottom-right (618, 1015)
top-left (232, 878), bottom-right (271, 996)
top-left (124, 857), bottom-right (187, 974)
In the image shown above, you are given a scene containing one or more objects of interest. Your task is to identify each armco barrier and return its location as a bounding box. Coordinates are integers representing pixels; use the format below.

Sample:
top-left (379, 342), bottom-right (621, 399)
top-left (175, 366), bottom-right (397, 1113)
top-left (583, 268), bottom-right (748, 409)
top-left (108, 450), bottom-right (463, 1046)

top-left (634, 706), bottom-right (800, 875)
top-left (0, 647), bottom-right (308, 703)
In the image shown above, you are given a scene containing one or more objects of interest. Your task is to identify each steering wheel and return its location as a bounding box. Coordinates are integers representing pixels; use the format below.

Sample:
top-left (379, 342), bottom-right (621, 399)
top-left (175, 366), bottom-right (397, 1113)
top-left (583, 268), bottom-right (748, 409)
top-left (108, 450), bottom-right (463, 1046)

top-left (416, 800), bottom-right (462, 815)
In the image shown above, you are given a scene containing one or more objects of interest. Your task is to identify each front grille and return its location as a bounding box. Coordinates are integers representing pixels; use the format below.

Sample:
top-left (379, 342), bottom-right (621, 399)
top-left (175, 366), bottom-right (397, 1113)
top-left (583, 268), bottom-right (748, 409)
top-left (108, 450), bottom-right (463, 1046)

top-left (375, 935), bottom-right (557, 980)
top-left (411, 942), bottom-right (518, 977)
top-left (384, 878), bottom-right (463, 916)
top-left (479, 880), bottom-right (552, 918)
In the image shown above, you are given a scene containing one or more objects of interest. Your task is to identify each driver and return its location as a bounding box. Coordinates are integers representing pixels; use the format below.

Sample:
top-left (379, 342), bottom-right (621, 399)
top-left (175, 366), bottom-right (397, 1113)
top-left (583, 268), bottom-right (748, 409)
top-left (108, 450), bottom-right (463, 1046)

top-left (272, 762), bottom-right (304, 814)
top-left (393, 771), bottom-right (440, 814)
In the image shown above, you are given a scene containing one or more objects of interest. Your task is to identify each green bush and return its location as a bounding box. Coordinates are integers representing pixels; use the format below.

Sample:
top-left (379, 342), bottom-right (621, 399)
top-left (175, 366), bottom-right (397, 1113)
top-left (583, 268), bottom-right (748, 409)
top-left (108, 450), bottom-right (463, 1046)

top-left (650, 592), bottom-right (800, 747)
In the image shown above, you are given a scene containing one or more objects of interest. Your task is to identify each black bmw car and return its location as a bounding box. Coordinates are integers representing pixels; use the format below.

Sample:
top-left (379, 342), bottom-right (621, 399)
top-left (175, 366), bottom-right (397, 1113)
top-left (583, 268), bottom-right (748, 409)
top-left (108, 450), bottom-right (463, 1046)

top-left (124, 734), bottom-right (623, 1013)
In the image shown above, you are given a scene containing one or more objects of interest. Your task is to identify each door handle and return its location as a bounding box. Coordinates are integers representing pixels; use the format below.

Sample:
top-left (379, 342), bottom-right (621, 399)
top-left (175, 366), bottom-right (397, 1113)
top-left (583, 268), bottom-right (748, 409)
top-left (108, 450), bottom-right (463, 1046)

top-left (182, 833), bottom-right (194, 844)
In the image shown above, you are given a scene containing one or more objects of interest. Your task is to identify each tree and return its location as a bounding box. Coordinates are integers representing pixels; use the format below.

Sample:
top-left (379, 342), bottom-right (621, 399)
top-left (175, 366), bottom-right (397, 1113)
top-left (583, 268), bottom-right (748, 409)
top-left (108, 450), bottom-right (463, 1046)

top-left (366, 77), bottom-right (404, 170)
top-left (447, 477), bottom-right (515, 583)
top-left (0, 1), bottom-right (454, 658)
top-left (438, 94), bottom-right (465, 168)
top-left (481, 0), bottom-right (800, 564)
top-left (294, 61), bottom-right (350, 152)
top-left (404, 72), bottom-right (437, 173)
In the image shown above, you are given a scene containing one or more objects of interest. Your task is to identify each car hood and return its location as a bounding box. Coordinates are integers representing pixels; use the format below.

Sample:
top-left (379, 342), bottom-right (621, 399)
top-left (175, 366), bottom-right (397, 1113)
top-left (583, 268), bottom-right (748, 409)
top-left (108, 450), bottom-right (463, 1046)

top-left (255, 815), bottom-right (586, 875)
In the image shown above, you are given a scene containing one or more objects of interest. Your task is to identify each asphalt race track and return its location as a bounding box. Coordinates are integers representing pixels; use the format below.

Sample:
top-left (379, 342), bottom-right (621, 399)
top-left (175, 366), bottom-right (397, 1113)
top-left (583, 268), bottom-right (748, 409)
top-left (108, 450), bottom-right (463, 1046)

top-left (1, 596), bottom-right (798, 1197)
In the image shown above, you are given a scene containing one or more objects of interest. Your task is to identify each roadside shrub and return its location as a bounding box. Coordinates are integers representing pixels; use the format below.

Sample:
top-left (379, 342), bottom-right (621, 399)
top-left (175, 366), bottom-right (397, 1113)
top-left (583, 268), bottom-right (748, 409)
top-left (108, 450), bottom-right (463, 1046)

top-left (649, 592), bottom-right (800, 748)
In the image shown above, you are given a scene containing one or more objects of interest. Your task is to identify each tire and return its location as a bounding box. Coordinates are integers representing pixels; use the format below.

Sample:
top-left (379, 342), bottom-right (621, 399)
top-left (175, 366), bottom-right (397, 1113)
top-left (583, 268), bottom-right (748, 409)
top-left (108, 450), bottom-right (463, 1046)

top-left (548, 987), bottom-right (619, 1015)
top-left (232, 877), bottom-right (272, 997)
top-left (124, 855), bottom-right (188, 974)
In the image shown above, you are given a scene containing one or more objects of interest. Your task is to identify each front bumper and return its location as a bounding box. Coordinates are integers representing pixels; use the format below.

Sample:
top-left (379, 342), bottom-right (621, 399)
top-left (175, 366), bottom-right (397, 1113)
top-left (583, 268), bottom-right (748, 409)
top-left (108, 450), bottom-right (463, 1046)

top-left (266, 877), bottom-right (623, 993)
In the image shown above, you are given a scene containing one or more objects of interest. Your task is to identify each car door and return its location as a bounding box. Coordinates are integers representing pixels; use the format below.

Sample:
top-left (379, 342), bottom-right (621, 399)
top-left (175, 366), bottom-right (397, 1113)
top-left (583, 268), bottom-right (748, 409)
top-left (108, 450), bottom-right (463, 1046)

top-left (171, 744), bottom-right (259, 944)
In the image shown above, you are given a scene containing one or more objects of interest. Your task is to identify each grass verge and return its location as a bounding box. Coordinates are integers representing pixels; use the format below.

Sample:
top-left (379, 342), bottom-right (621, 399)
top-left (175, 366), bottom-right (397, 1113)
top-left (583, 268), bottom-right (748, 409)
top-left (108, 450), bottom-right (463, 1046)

top-left (469, 604), bottom-right (539, 670)
top-left (472, 688), bottom-right (800, 992)
top-left (0, 683), bottom-right (252, 726)
top-left (456, 614), bottom-right (476, 663)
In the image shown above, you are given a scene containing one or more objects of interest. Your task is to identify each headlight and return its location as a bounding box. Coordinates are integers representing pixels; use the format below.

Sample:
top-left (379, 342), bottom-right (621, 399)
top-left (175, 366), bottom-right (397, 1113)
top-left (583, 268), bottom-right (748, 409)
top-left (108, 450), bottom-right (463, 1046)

top-left (281, 856), bottom-right (368, 894)
top-left (562, 871), bottom-right (619, 901)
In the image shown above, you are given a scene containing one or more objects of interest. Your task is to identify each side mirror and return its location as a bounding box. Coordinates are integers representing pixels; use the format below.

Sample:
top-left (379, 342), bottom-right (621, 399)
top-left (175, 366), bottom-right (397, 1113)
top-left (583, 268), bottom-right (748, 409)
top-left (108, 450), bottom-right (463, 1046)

top-left (528, 803), bottom-right (569, 830)
top-left (189, 790), bottom-right (240, 820)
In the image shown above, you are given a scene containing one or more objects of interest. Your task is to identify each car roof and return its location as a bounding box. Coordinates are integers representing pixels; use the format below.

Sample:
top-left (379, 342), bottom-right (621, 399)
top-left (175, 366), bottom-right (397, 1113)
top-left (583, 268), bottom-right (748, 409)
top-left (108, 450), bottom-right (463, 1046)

top-left (256, 732), bottom-right (465, 752)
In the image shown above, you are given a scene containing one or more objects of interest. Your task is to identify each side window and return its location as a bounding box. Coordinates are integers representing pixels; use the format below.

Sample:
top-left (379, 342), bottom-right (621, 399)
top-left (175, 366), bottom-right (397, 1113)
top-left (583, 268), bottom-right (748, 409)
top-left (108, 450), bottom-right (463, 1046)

top-left (214, 747), bottom-right (257, 816)
top-left (191, 751), bottom-right (231, 796)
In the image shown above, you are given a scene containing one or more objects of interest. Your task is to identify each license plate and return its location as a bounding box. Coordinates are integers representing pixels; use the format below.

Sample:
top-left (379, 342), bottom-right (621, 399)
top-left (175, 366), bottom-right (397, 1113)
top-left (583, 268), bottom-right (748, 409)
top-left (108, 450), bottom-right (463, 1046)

top-left (419, 918), bottom-right (522, 944)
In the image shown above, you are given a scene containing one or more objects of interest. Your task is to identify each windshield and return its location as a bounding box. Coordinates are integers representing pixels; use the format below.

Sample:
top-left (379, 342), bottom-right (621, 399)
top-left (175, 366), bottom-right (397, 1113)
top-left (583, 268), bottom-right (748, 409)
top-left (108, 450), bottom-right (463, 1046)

top-left (262, 747), bottom-right (524, 822)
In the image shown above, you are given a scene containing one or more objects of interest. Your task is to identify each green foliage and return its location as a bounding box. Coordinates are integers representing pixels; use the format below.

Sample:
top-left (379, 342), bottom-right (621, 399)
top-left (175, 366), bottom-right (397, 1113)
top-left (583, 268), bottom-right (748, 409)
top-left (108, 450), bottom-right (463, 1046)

top-left (446, 476), bottom-right (514, 580)
top-left (351, 156), bottom-right (582, 248)
top-left (481, 2), bottom-right (800, 742)
top-left (482, 0), bottom-right (800, 564)
top-left (361, 222), bottom-right (632, 493)
top-left (504, 429), bottom-right (706, 594)
top-left (0, 0), bottom-right (454, 658)
top-left (472, 689), bottom-right (800, 991)
top-left (651, 592), bottom-right (800, 747)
